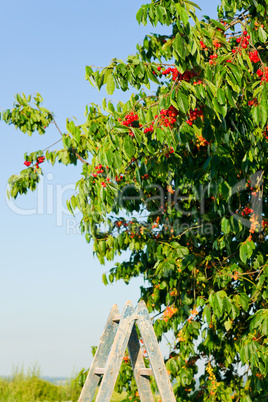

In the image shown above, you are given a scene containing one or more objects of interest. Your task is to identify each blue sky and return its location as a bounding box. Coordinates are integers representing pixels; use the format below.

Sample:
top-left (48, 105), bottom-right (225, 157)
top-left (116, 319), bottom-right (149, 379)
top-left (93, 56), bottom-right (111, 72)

top-left (0, 0), bottom-right (217, 377)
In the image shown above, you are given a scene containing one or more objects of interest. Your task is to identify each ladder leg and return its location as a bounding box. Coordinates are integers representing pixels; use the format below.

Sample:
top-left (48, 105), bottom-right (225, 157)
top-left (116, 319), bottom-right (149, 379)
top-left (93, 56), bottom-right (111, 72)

top-left (136, 301), bottom-right (176, 402)
top-left (95, 301), bottom-right (135, 402)
top-left (78, 304), bottom-right (120, 402)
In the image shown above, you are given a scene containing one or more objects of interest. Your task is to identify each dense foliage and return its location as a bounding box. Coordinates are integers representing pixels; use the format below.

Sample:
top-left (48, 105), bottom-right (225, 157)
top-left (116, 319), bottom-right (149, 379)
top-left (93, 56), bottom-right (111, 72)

top-left (2, 0), bottom-right (268, 400)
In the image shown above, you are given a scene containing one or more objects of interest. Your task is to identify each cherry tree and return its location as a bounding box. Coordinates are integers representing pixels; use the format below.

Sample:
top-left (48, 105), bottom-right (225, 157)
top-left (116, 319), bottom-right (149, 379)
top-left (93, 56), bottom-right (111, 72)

top-left (2, 0), bottom-right (268, 399)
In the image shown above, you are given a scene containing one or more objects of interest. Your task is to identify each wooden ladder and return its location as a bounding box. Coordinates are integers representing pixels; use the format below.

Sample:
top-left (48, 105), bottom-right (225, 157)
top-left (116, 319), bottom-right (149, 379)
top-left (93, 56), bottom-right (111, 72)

top-left (78, 300), bottom-right (176, 402)
top-left (78, 301), bottom-right (176, 402)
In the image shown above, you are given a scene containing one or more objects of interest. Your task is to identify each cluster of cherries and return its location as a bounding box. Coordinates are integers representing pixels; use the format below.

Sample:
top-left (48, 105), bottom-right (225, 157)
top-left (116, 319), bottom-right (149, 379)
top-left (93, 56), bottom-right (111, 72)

top-left (241, 207), bottom-right (254, 216)
top-left (199, 40), bottom-right (208, 51)
top-left (115, 174), bottom-right (124, 182)
top-left (249, 213), bottom-right (260, 234)
top-left (212, 39), bottom-right (222, 49)
top-left (186, 107), bottom-right (204, 126)
top-left (209, 53), bottom-right (218, 65)
top-left (101, 179), bottom-right (110, 187)
top-left (196, 135), bottom-right (209, 148)
top-left (121, 112), bottom-right (139, 127)
top-left (151, 216), bottom-right (160, 229)
top-left (248, 98), bottom-right (258, 106)
top-left (122, 355), bottom-right (129, 363)
top-left (235, 31), bottom-right (251, 49)
top-left (161, 67), bottom-right (196, 82)
top-left (119, 112), bottom-right (140, 137)
top-left (144, 124), bottom-right (154, 134)
top-left (158, 105), bottom-right (178, 127)
top-left (249, 50), bottom-right (260, 63)
top-left (257, 66), bottom-right (268, 83)
top-left (262, 220), bottom-right (268, 229)
top-left (120, 105), bottom-right (179, 136)
top-left (91, 164), bottom-right (111, 187)
top-left (206, 363), bottom-right (218, 396)
top-left (144, 106), bottom-right (179, 133)
top-left (115, 220), bottom-right (128, 228)
top-left (177, 330), bottom-right (186, 342)
top-left (200, 30), bottom-right (263, 68)
top-left (193, 80), bottom-right (204, 86)
top-left (164, 146), bottom-right (174, 158)
top-left (163, 305), bottom-right (178, 323)
top-left (263, 126), bottom-right (268, 140)
top-left (91, 164), bottom-right (108, 177)
top-left (24, 156), bottom-right (45, 169)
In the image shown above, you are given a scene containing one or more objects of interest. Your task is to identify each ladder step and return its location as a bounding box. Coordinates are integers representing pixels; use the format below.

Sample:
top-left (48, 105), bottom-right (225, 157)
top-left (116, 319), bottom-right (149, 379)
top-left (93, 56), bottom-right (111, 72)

top-left (112, 314), bottom-right (121, 322)
top-left (138, 368), bottom-right (153, 376)
top-left (94, 368), bottom-right (105, 376)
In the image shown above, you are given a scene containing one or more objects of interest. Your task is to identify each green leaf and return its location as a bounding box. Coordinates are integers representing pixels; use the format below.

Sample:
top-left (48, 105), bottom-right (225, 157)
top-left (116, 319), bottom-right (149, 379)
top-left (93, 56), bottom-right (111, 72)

top-left (176, 91), bottom-right (189, 114)
top-left (252, 105), bottom-right (261, 125)
top-left (136, 7), bottom-right (144, 24)
top-left (212, 97), bottom-right (223, 116)
top-left (166, 357), bottom-right (178, 375)
top-left (250, 311), bottom-right (265, 331)
top-left (181, 254), bottom-right (195, 270)
top-left (102, 273), bottom-right (108, 286)
top-left (224, 319), bottom-right (232, 331)
top-left (228, 64), bottom-right (242, 86)
top-left (203, 305), bottom-right (211, 325)
top-left (258, 26), bottom-right (267, 43)
top-left (225, 86), bottom-right (236, 108)
top-left (219, 181), bottom-right (231, 201)
top-left (123, 135), bottom-right (135, 158)
top-left (239, 241), bottom-right (255, 264)
top-left (261, 315), bottom-right (268, 335)
top-left (156, 5), bottom-right (166, 23)
top-left (106, 74), bottom-right (115, 95)
top-left (99, 240), bottom-right (106, 256)
top-left (217, 88), bottom-right (226, 105)
top-left (240, 293), bottom-right (249, 311)
top-left (175, 4), bottom-right (189, 25)
top-left (214, 292), bottom-right (224, 317)
top-left (260, 89), bottom-right (268, 127)
top-left (210, 19), bottom-right (226, 30)
top-left (173, 33), bottom-right (186, 59)
top-left (221, 217), bottom-right (231, 234)
top-left (184, 0), bottom-right (201, 10)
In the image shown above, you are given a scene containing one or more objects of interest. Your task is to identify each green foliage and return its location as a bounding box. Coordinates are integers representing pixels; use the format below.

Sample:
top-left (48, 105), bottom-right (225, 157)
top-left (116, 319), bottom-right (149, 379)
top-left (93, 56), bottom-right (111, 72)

top-left (0, 367), bottom-right (81, 402)
top-left (1, 93), bottom-right (53, 136)
top-left (0, 368), bottom-right (136, 402)
top-left (3, 0), bottom-right (268, 399)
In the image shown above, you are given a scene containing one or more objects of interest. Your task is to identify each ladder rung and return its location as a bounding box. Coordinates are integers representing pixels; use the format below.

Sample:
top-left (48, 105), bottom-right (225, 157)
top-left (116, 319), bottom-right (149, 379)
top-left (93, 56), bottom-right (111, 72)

top-left (112, 314), bottom-right (121, 322)
top-left (94, 367), bottom-right (105, 376)
top-left (138, 368), bottom-right (153, 376)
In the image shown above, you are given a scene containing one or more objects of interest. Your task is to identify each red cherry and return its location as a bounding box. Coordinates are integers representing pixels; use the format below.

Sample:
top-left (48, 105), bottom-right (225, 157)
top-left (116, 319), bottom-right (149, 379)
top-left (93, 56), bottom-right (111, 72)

top-left (37, 156), bottom-right (45, 164)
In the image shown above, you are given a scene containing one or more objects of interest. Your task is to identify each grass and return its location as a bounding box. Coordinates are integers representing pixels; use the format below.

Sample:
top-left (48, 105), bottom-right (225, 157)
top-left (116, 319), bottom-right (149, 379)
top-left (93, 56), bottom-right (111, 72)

top-left (0, 367), bottom-right (161, 401)
top-left (0, 366), bottom-right (80, 402)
